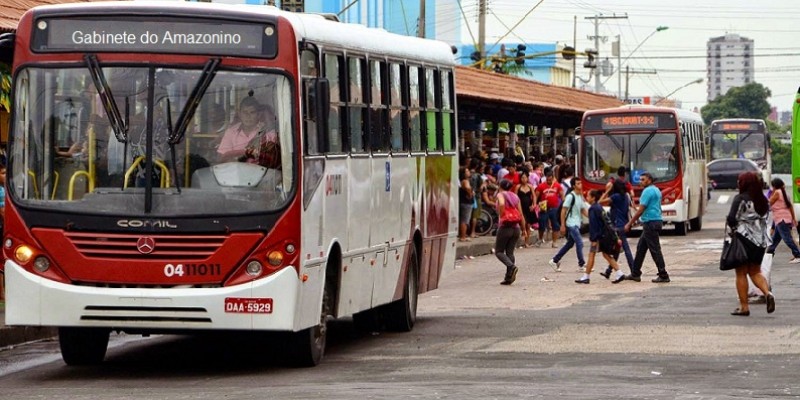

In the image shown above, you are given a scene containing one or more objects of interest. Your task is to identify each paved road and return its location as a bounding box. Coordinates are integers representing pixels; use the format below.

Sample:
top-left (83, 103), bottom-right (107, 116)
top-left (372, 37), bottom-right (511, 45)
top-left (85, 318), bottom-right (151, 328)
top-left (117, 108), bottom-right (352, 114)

top-left (0, 189), bottom-right (798, 399)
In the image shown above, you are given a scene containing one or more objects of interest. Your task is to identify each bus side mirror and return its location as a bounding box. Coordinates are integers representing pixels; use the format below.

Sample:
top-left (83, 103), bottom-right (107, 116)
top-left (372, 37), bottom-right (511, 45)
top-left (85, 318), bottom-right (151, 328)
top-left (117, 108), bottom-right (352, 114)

top-left (570, 137), bottom-right (577, 155)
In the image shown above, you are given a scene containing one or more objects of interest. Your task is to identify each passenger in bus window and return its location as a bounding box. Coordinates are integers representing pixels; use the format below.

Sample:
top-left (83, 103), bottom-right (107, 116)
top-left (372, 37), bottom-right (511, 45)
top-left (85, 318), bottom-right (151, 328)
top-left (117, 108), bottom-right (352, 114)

top-left (217, 96), bottom-right (278, 167)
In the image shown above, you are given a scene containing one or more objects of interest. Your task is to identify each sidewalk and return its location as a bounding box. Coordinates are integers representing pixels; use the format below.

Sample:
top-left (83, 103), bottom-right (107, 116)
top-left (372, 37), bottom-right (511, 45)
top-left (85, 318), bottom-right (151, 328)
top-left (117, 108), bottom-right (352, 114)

top-left (0, 237), bottom-right (518, 349)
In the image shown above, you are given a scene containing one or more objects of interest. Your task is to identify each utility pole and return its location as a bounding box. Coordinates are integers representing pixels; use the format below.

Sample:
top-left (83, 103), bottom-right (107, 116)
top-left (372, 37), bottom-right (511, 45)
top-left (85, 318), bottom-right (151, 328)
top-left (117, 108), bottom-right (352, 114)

top-left (478, 0), bottom-right (487, 62)
top-left (585, 14), bottom-right (627, 93)
top-left (624, 66), bottom-right (657, 100)
top-left (572, 15), bottom-right (577, 88)
top-left (418, 0), bottom-right (426, 38)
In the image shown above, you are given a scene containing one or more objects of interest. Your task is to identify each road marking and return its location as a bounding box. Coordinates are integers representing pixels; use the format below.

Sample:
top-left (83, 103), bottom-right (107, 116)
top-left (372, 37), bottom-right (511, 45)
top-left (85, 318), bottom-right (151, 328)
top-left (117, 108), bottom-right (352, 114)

top-left (717, 194), bottom-right (730, 204)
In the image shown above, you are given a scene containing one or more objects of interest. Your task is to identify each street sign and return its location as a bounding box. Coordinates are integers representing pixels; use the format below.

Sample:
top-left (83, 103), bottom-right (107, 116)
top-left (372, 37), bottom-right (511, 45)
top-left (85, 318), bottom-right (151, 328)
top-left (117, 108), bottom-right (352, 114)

top-left (624, 97), bottom-right (651, 105)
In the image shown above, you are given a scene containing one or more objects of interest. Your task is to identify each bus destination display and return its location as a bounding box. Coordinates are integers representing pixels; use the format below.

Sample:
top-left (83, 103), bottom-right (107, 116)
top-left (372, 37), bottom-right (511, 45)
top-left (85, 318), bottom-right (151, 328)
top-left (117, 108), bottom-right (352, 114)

top-left (33, 18), bottom-right (276, 58)
top-left (584, 113), bottom-right (677, 131)
top-left (713, 122), bottom-right (763, 132)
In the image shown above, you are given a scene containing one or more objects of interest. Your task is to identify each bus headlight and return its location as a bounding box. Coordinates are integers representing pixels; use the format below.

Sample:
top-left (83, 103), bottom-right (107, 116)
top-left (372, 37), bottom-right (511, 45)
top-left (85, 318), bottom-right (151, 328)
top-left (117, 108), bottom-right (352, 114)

top-left (14, 245), bottom-right (34, 264)
top-left (33, 256), bottom-right (51, 273)
top-left (246, 261), bottom-right (263, 276)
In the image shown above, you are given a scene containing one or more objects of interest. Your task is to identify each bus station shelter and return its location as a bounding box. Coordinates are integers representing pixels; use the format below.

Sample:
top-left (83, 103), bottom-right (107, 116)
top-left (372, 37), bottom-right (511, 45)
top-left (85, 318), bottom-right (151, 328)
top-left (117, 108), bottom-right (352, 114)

top-left (454, 66), bottom-right (623, 160)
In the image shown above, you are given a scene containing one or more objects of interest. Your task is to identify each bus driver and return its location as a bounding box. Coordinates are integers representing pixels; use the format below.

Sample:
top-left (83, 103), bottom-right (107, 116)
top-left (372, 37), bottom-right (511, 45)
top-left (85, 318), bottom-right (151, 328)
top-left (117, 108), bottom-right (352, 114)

top-left (217, 95), bottom-right (278, 166)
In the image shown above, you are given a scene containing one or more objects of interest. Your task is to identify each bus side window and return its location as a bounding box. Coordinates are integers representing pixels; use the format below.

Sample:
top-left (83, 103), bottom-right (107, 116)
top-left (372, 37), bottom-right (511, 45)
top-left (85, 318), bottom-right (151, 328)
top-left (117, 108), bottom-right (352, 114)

top-left (301, 47), bottom-right (321, 155)
top-left (347, 56), bottom-right (367, 154)
top-left (408, 65), bottom-right (422, 152)
top-left (324, 53), bottom-right (344, 153)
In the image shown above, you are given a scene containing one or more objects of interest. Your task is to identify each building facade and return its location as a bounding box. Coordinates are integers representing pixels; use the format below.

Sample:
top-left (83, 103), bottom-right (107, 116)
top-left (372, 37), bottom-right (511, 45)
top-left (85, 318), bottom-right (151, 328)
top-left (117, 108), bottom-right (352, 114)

top-left (706, 33), bottom-right (754, 102)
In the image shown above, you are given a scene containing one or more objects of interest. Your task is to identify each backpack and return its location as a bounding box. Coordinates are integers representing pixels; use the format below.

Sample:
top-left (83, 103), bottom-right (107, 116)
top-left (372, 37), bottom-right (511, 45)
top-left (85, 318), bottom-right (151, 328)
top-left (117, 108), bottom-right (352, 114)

top-left (598, 209), bottom-right (622, 255)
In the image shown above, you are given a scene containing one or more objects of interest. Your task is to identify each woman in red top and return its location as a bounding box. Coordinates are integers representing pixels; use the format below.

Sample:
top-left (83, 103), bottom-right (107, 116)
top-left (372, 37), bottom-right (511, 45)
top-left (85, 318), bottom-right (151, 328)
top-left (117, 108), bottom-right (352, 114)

top-left (534, 170), bottom-right (564, 247)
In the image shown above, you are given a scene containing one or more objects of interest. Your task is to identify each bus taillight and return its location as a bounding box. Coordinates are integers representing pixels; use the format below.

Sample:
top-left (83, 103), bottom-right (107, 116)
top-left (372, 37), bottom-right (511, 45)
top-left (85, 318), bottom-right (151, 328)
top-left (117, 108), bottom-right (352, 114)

top-left (661, 186), bottom-right (682, 205)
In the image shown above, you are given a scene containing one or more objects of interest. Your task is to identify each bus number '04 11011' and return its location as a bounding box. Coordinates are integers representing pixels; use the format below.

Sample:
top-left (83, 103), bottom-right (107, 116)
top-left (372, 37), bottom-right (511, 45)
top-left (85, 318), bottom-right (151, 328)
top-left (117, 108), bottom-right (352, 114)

top-left (163, 263), bottom-right (222, 277)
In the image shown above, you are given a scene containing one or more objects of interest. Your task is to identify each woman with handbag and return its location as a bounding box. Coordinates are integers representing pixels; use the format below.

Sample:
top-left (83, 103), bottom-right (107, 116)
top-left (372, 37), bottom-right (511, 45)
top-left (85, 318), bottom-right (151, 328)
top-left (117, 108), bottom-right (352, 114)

top-left (496, 179), bottom-right (524, 285)
top-left (725, 171), bottom-right (774, 316)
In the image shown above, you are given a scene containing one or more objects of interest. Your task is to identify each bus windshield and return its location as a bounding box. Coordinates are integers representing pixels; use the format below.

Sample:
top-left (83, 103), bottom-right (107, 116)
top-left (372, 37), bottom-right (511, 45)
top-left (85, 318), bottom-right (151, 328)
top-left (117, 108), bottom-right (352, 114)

top-left (582, 132), bottom-right (679, 184)
top-left (710, 132), bottom-right (766, 160)
top-left (10, 63), bottom-right (295, 216)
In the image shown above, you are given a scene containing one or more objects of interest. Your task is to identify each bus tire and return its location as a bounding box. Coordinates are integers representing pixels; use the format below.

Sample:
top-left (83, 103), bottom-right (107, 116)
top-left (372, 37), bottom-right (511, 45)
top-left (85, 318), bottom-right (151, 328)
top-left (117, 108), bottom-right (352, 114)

top-left (674, 220), bottom-right (687, 236)
top-left (58, 327), bottom-right (110, 366)
top-left (690, 214), bottom-right (703, 231)
top-left (287, 261), bottom-right (337, 367)
top-left (384, 246), bottom-right (419, 332)
top-left (352, 308), bottom-right (382, 333)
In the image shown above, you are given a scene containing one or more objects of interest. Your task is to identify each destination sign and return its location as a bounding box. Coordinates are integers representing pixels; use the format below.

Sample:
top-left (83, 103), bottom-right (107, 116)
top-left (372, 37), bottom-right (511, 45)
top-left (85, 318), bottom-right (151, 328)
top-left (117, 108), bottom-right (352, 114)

top-left (584, 113), bottom-right (677, 131)
top-left (32, 18), bottom-right (276, 58)
top-left (712, 122), bottom-right (764, 132)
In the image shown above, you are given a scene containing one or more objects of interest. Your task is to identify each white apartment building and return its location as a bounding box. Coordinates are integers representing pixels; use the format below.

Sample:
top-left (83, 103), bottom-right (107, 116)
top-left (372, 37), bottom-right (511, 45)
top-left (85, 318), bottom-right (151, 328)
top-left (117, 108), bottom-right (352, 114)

top-left (707, 33), bottom-right (754, 102)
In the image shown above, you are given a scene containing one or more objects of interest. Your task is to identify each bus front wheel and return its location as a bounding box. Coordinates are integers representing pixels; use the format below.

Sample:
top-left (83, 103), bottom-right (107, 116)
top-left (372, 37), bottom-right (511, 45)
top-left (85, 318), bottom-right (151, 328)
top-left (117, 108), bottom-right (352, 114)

top-left (58, 327), bottom-right (110, 366)
top-left (287, 266), bottom-right (336, 367)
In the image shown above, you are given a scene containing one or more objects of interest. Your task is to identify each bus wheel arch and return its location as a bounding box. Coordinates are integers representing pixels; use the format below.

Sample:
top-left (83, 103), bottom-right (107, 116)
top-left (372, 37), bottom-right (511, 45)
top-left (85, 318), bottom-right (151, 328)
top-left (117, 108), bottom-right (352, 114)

top-left (286, 244), bottom-right (340, 367)
top-left (383, 237), bottom-right (421, 332)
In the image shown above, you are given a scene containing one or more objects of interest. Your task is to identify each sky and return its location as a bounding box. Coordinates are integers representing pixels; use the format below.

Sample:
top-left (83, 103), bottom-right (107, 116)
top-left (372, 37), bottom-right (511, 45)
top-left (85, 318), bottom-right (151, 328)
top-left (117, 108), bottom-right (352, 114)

top-left (452, 0), bottom-right (800, 115)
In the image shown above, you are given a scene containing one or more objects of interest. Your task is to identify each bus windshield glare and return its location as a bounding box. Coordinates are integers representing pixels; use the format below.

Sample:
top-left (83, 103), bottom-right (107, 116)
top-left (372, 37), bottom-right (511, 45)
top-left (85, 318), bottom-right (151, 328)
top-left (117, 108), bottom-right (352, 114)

top-left (10, 63), bottom-right (294, 216)
top-left (581, 132), bottom-right (679, 184)
top-left (710, 132), bottom-right (766, 159)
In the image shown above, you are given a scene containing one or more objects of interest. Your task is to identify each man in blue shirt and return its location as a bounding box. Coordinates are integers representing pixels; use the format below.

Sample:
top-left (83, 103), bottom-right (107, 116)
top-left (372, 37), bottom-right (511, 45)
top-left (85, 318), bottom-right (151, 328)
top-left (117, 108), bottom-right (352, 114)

top-left (623, 172), bottom-right (670, 283)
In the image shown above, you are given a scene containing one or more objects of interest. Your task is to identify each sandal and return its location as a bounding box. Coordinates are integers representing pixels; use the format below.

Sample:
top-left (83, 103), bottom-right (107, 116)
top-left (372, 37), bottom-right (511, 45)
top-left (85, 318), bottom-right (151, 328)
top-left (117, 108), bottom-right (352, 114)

top-left (730, 308), bottom-right (750, 316)
top-left (766, 293), bottom-right (775, 314)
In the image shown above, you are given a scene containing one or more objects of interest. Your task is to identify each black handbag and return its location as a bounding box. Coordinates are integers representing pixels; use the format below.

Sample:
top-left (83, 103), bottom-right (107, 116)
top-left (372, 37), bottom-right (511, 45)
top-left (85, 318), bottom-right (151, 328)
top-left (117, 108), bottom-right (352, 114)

top-left (720, 232), bottom-right (749, 271)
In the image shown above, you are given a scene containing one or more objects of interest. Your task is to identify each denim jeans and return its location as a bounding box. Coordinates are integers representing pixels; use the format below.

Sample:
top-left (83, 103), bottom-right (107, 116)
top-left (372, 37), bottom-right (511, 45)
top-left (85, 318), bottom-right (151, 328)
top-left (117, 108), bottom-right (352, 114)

top-left (552, 225), bottom-right (585, 267)
top-left (630, 220), bottom-right (668, 278)
top-left (767, 221), bottom-right (800, 258)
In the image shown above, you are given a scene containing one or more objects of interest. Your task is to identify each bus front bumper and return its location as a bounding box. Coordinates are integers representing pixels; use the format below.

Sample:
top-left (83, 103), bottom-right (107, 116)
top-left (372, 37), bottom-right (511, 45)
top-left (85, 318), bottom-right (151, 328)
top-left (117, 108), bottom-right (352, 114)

top-left (4, 261), bottom-right (301, 332)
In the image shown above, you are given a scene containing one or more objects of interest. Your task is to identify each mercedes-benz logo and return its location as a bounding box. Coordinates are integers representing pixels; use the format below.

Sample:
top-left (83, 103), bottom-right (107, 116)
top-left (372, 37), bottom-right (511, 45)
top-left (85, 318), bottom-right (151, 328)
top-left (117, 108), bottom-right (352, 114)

top-left (136, 237), bottom-right (156, 254)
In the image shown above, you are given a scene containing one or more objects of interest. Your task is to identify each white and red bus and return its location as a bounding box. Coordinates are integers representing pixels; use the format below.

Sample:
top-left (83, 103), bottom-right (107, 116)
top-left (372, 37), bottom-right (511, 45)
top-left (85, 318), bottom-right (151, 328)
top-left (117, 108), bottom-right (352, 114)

top-left (0, 2), bottom-right (458, 366)
top-left (578, 106), bottom-right (707, 235)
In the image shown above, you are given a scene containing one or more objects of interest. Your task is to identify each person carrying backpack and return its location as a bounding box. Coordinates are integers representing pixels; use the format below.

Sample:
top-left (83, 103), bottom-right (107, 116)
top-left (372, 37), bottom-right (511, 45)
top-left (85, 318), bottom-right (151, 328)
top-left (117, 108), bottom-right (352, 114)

top-left (598, 179), bottom-right (635, 279)
top-left (575, 189), bottom-right (625, 284)
top-left (548, 178), bottom-right (588, 273)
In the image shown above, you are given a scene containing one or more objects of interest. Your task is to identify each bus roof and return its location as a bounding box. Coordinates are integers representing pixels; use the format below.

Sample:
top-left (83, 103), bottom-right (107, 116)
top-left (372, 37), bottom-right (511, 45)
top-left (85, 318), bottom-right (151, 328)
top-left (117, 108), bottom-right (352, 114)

top-left (583, 105), bottom-right (703, 126)
top-left (24, 1), bottom-right (456, 66)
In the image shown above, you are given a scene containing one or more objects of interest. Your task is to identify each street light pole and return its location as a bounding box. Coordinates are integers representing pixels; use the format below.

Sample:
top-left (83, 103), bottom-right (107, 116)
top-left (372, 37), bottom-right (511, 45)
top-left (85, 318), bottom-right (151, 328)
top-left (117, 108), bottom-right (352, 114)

top-left (655, 78), bottom-right (704, 106)
top-left (606, 26), bottom-right (668, 97)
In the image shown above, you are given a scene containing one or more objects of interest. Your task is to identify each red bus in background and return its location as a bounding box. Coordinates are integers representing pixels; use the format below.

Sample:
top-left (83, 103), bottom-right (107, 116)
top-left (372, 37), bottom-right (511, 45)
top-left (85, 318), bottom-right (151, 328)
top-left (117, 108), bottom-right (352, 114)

top-left (0, 2), bottom-right (457, 367)
top-left (578, 106), bottom-right (707, 235)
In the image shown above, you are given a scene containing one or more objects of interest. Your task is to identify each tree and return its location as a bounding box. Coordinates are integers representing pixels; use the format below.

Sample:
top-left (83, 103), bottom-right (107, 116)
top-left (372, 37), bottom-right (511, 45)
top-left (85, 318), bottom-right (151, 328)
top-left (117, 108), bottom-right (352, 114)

top-left (700, 83), bottom-right (772, 125)
top-left (0, 62), bottom-right (10, 112)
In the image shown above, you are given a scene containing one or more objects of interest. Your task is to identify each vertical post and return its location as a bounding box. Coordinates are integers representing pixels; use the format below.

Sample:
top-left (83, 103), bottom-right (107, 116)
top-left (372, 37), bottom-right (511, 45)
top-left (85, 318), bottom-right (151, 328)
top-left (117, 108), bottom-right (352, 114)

top-left (478, 0), bottom-right (486, 62)
top-left (625, 65), bottom-right (630, 101)
top-left (572, 15), bottom-right (577, 88)
top-left (616, 35), bottom-right (622, 98)
top-left (594, 21), bottom-right (600, 93)
top-left (418, 0), bottom-right (426, 38)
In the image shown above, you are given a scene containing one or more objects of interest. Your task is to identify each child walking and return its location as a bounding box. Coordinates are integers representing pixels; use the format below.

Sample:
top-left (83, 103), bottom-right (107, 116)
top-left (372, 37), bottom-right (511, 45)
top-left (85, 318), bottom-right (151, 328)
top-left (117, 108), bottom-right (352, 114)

top-left (575, 190), bottom-right (625, 284)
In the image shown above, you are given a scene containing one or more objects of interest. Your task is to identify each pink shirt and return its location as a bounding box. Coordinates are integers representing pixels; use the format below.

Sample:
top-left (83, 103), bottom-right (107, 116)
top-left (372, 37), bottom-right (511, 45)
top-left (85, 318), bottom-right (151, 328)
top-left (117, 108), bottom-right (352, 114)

top-left (772, 190), bottom-right (794, 225)
top-left (217, 122), bottom-right (276, 155)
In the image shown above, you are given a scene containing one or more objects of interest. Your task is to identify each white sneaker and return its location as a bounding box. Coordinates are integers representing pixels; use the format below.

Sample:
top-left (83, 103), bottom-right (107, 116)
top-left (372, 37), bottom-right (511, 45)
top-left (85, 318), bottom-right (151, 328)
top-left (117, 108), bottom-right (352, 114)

top-left (790, 257), bottom-right (800, 264)
top-left (548, 259), bottom-right (562, 272)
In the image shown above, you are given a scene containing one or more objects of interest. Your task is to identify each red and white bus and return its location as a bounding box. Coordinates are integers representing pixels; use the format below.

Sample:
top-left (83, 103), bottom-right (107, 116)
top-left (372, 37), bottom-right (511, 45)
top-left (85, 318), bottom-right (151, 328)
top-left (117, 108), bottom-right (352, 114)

top-left (0, 2), bottom-right (458, 366)
top-left (578, 106), bottom-right (707, 235)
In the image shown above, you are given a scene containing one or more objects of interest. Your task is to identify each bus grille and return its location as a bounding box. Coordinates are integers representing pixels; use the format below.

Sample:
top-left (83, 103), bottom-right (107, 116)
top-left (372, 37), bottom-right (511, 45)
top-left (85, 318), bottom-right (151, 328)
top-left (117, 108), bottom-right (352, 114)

top-left (65, 232), bottom-right (227, 261)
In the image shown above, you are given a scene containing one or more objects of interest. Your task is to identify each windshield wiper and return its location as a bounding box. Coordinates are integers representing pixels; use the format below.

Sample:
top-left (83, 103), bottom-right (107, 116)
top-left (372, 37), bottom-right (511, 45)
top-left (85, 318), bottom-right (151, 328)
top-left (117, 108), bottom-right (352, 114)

top-left (739, 132), bottom-right (753, 143)
top-left (603, 130), bottom-right (624, 152)
top-left (85, 54), bottom-right (128, 143)
top-left (168, 58), bottom-right (221, 145)
top-left (164, 99), bottom-right (182, 194)
top-left (636, 131), bottom-right (657, 155)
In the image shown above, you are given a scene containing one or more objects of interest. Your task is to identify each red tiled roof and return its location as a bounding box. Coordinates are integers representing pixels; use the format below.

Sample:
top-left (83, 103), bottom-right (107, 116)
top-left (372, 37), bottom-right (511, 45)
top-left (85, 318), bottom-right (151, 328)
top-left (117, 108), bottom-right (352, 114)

top-left (1, 0), bottom-right (104, 33)
top-left (455, 66), bottom-right (622, 114)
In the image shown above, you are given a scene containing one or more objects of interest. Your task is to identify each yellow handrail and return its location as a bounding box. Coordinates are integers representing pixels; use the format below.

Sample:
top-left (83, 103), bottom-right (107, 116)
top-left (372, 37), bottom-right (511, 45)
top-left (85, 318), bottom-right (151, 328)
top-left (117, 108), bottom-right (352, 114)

top-left (26, 170), bottom-right (40, 199)
top-left (67, 170), bottom-right (94, 200)
top-left (51, 171), bottom-right (59, 200)
top-left (123, 156), bottom-right (171, 189)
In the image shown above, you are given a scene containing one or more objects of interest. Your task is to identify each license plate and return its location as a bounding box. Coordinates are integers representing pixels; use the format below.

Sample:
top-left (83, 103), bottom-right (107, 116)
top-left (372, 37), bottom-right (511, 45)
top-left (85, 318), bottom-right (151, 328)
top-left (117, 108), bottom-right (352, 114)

top-left (224, 297), bottom-right (273, 314)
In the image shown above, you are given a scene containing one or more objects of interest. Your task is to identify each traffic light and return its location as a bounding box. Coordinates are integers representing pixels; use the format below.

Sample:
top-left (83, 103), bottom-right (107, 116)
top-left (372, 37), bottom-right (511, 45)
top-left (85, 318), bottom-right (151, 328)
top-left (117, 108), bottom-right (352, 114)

top-left (515, 44), bottom-right (526, 65)
top-left (470, 51), bottom-right (481, 62)
top-left (583, 48), bottom-right (598, 69)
